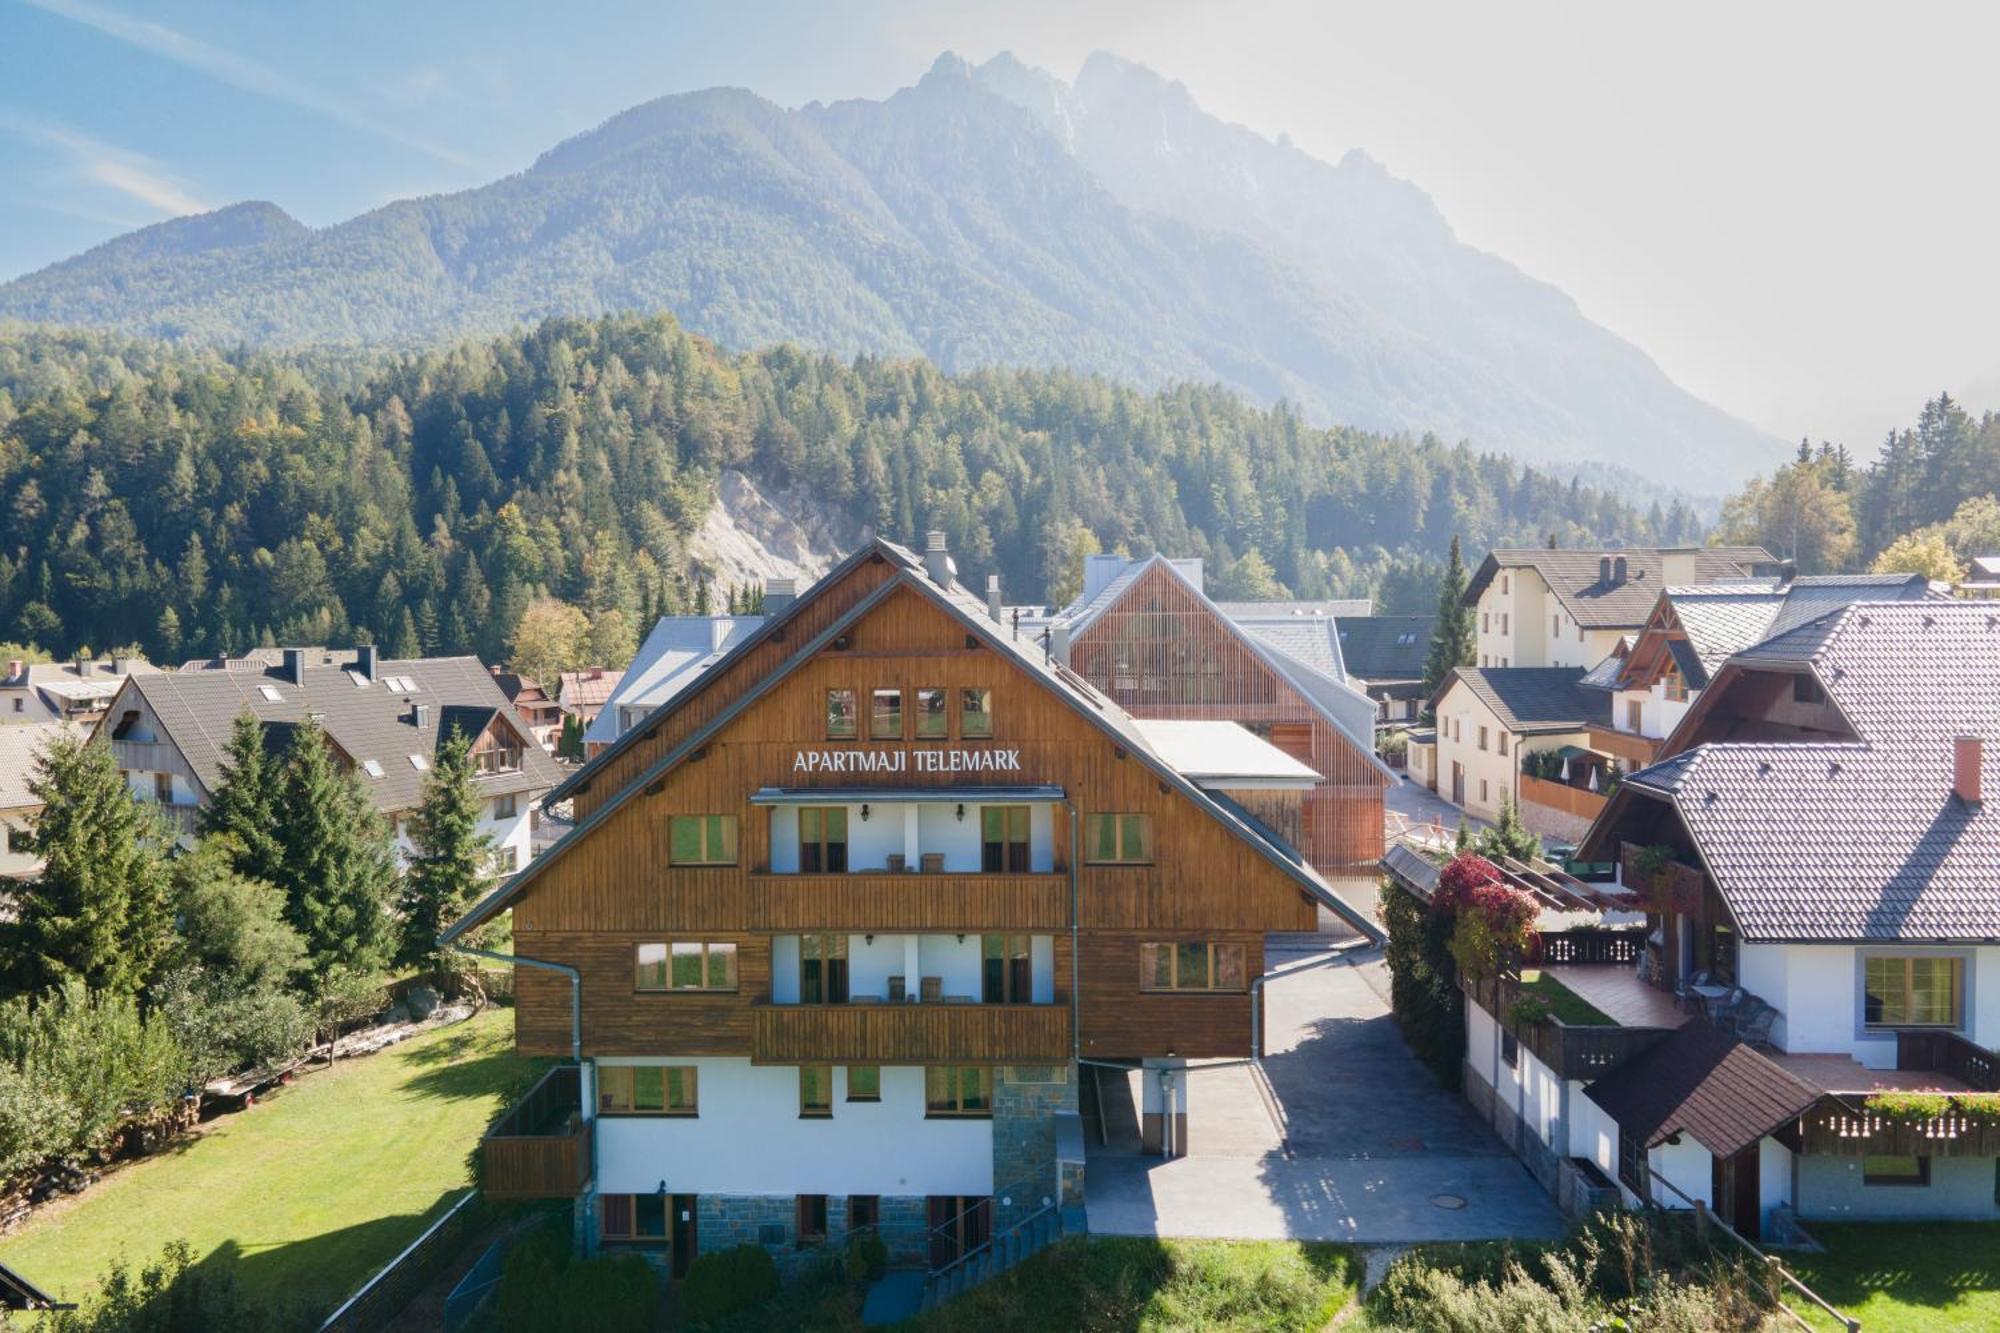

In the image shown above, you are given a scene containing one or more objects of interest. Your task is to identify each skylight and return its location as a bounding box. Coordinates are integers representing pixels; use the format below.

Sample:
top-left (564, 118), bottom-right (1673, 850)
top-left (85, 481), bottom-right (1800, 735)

top-left (258, 685), bottom-right (283, 702)
top-left (409, 754), bottom-right (430, 771)
top-left (361, 758), bottom-right (385, 778)
top-left (346, 670), bottom-right (370, 688)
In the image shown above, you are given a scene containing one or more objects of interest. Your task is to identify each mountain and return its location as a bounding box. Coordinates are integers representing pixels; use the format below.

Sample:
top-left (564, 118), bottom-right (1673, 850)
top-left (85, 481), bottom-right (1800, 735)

top-left (0, 53), bottom-right (1782, 486)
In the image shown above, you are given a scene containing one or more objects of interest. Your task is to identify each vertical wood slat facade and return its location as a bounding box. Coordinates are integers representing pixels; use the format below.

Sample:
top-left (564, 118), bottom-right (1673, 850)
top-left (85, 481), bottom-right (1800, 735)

top-left (505, 569), bottom-right (1323, 1064)
top-left (1064, 562), bottom-right (1385, 872)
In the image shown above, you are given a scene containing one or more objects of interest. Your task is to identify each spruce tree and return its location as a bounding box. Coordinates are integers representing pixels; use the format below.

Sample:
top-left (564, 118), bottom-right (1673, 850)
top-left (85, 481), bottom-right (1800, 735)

top-left (396, 731), bottom-right (492, 972)
top-left (12, 732), bottom-right (172, 995)
top-left (272, 719), bottom-right (395, 973)
top-left (1421, 534), bottom-right (1476, 700)
top-left (199, 710), bottom-right (286, 887)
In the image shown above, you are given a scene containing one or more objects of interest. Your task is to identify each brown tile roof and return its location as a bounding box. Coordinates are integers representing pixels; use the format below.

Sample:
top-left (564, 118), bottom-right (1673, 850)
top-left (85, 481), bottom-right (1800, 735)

top-left (558, 669), bottom-right (623, 710)
top-left (1464, 547), bottom-right (1776, 629)
top-left (1585, 1021), bottom-right (1821, 1159)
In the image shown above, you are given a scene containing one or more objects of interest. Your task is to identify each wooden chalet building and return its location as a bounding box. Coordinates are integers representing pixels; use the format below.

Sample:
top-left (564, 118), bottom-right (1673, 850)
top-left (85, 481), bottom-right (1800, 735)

top-left (447, 535), bottom-right (1378, 1279)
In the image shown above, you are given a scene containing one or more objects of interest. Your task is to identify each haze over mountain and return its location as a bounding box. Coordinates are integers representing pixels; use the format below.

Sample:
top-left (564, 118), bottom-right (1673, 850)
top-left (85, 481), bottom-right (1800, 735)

top-left (0, 51), bottom-right (1783, 487)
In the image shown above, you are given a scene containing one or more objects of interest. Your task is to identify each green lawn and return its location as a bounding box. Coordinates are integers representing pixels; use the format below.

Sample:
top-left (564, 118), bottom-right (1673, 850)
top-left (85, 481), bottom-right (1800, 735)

top-left (1516, 969), bottom-right (1615, 1026)
top-left (1784, 1222), bottom-right (2000, 1332)
top-left (0, 1006), bottom-right (541, 1317)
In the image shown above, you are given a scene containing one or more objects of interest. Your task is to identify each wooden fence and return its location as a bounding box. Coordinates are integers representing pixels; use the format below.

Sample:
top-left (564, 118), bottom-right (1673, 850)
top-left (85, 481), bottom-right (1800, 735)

top-left (1520, 774), bottom-right (1607, 822)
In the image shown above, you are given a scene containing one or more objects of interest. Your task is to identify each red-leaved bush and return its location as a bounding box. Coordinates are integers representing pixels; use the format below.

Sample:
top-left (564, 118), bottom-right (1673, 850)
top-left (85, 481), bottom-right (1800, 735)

top-left (1432, 854), bottom-right (1539, 979)
top-left (1430, 853), bottom-right (1503, 915)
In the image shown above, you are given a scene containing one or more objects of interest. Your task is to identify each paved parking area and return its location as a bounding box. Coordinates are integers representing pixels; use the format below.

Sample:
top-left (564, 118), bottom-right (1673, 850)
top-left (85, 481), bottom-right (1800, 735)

top-left (1084, 937), bottom-right (1564, 1244)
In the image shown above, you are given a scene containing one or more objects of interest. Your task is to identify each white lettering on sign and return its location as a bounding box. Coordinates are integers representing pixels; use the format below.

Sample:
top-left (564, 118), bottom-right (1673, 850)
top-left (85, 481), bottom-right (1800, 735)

top-left (791, 747), bottom-right (1022, 774)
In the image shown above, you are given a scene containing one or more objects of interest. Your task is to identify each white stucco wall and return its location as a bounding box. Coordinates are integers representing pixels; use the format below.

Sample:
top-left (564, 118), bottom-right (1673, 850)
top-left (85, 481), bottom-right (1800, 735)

top-left (1571, 1091), bottom-right (1622, 1191)
top-left (593, 1057), bottom-right (993, 1196)
top-left (0, 809), bottom-right (38, 878)
top-left (1759, 1136), bottom-right (1795, 1222)
top-left (1648, 1138), bottom-right (1714, 1209)
top-left (1798, 1153), bottom-right (2000, 1221)
top-left (1611, 682), bottom-right (1693, 741)
top-left (768, 801), bottom-right (1057, 874)
top-left (772, 933), bottom-right (1055, 1005)
top-left (1466, 995), bottom-right (1499, 1087)
top-left (1739, 942), bottom-right (2000, 1064)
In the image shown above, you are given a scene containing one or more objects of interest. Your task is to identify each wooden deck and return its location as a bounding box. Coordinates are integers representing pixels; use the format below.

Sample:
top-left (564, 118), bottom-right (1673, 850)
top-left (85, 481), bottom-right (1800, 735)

top-left (1540, 965), bottom-right (1691, 1030)
top-left (1775, 1053), bottom-right (1968, 1094)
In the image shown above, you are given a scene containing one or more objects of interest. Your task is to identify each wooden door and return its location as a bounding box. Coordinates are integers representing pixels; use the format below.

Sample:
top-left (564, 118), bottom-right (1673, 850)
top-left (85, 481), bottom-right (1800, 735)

top-left (671, 1194), bottom-right (697, 1278)
top-left (1451, 762), bottom-right (1465, 806)
top-left (1710, 1148), bottom-right (1761, 1239)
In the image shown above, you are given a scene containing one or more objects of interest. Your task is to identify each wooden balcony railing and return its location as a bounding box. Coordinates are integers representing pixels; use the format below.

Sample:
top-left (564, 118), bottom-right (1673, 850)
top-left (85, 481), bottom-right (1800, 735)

top-left (752, 1001), bottom-right (1071, 1065)
top-left (482, 1065), bottom-right (590, 1199)
top-left (1459, 968), bottom-right (1673, 1081)
top-left (744, 871), bottom-right (1069, 932)
top-left (1534, 929), bottom-right (1645, 968)
top-left (1896, 1030), bottom-right (2000, 1092)
top-left (1799, 1098), bottom-right (2000, 1157)
top-left (1586, 726), bottom-right (1662, 771)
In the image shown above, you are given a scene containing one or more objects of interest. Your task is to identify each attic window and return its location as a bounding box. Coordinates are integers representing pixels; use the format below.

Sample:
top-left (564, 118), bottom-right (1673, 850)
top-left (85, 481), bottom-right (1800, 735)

top-left (409, 754), bottom-right (430, 772)
top-left (382, 674), bottom-right (417, 693)
top-left (346, 671), bottom-right (370, 688)
top-left (361, 759), bottom-right (385, 779)
top-left (258, 685), bottom-right (283, 702)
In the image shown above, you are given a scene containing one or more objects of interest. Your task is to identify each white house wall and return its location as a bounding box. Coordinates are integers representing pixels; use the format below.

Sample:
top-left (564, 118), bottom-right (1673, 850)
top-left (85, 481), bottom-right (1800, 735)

top-left (1797, 1153), bottom-right (2000, 1221)
top-left (1739, 943), bottom-right (2000, 1065)
top-left (1759, 1137), bottom-right (1794, 1222)
top-left (593, 1058), bottom-right (993, 1197)
top-left (768, 802), bottom-right (1056, 874)
top-left (1648, 1138), bottom-right (1713, 1209)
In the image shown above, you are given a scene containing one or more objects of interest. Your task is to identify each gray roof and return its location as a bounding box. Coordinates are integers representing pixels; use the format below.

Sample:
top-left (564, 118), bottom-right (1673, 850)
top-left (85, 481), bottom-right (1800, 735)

top-left (1446, 667), bottom-right (1612, 734)
top-left (1627, 574), bottom-right (1939, 691)
top-left (1464, 547), bottom-right (1776, 629)
top-left (1129, 720), bottom-right (1322, 786)
top-left (119, 654), bottom-right (561, 814)
top-left (583, 614), bottom-right (767, 748)
top-left (0, 722), bottom-right (80, 810)
top-left (1332, 615), bottom-right (1433, 684)
top-left (1579, 637), bottom-right (1635, 690)
top-left (1618, 601), bottom-right (2000, 942)
top-left (1214, 598), bottom-right (1373, 619)
top-left (1235, 617), bottom-right (1347, 681)
top-left (452, 538), bottom-right (1385, 945)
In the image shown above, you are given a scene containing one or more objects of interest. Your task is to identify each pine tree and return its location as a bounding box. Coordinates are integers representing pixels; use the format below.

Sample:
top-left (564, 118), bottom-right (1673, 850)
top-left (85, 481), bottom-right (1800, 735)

top-left (396, 731), bottom-right (492, 972)
top-left (1477, 792), bottom-right (1541, 862)
top-left (199, 711), bottom-right (286, 886)
top-left (12, 732), bottom-right (172, 994)
top-left (272, 719), bottom-right (395, 973)
top-left (1421, 535), bottom-right (1475, 700)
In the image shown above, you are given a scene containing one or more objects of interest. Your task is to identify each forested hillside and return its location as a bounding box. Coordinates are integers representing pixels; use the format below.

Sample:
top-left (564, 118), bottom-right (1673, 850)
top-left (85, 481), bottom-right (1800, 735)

top-left (0, 316), bottom-right (1702, 663)
top-left (0, 52), bottom-right (1782, 488)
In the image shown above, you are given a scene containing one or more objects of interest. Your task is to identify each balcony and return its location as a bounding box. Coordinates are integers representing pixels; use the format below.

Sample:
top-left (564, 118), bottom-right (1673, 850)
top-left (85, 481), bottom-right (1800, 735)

top-left (744, 871), bottom-right (1069, 932)
top-left (1586, 725), bottom-right (1661, 770)
top-left (1462, 960), bottom-right (1683, 1081)
top-left (752, 1001), bottom-right (1071, 1065)
top-left (1895, 1030), bottom-right (2000, 1092)
top-left (1618, 845), bottom-right (1708, 915)
top-left (482, 1065), bottom-right (590, 1199)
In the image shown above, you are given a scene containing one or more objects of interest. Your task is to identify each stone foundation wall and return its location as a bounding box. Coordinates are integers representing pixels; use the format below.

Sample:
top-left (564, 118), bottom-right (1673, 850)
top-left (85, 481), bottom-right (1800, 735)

top-left (1519, 800), bottom-right (1595, 844)
top-left (991, 1063), bottom-right (1076, 1230)
top-left (694, 1193), bottom-right (930, 1279)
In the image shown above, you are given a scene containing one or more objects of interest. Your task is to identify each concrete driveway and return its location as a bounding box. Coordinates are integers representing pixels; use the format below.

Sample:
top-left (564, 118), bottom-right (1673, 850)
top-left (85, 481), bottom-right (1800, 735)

top-left (1084, 937), bottom-right (1563, 1244)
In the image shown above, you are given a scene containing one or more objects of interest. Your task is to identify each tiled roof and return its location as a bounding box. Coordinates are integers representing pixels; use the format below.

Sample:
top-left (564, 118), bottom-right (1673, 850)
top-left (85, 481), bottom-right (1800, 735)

top-left (1331, 615), bottom-right (1434, 684)
top-left (124, 654), bottom-right (560, 814)
top-left (1234, 618), bottom-right (1347, 682)
top-left (557, 669), bottom-right (623, 711)
top-left (1585, 1022), bottom-right (1821, 1159)
top-left (583, 616), bottom-right (766, 748)
top-left (1465, 547), bottom-right (1776, 628)
top-left (0, 721), bottom-right (80, 810)
top-left (1448, 667), bottom-right (1611, 733)
top-left (1214, 599), bottom-right (1373, 619)
top-left (1579, 637), bottom-right (1634, 690)
top-left (1624, 601), bottom-right (2000, 941)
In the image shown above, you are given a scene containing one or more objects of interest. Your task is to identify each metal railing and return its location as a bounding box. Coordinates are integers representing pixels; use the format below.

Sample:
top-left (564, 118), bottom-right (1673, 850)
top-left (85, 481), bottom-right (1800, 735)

top-left (920, 1200), bottom-right (1066, 1311)
top-left (320, 1190), bottom-right (484, 1333)
top-left (1645, 1170), bottom-right (1859, 1332)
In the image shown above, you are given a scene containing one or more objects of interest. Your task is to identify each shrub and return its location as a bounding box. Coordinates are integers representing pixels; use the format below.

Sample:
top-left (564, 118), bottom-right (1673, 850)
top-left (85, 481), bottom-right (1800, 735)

top-left (843, 1227), bottom-right (888, 1282)
top-left (1379, 881), bottom-right (1464, 1088)
top-left (489, 1219), bottom-right (658, 1333)
top-left (41, 1240), bottom-right (306, 1332)
top-left (680, 1242), bottom-right (780, 1325)
top-left (1446, 883), bottom-right (1538, 981)
top-left (1431, 853), bottom-right (1502, 913)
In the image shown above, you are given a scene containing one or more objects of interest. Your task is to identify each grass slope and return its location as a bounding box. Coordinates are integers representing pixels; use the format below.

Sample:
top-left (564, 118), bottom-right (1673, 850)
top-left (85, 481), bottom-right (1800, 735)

top-left (1787, 1222), bottom-right (2000, 1332)
top-left (0, 1007), bottom-right (539, 1316)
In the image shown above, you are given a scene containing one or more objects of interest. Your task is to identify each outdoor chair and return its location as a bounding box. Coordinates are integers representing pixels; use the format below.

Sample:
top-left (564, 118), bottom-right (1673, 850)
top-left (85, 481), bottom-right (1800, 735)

top-left (1736, 1001), bottom-right (1779, 1049)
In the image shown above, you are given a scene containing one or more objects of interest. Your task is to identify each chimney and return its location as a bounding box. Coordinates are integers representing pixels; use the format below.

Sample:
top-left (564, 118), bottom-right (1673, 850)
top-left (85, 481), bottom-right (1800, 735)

top-left (282, 647), bottom-right (306, 686)
top-left (411, 702), bottom-right (432, 729)
top-left (356, 644), bottom-right (379, 682)
top-left (1660, 548), bottom-right (1700, 587)
top-left (986, 574), bottom-right (1003, 624)
top-left (1613, 555), bottom-right (1629, 584)
top-left (1081, 553), bottom-right (1126, 605)
top-left (923, 531), bottom-right (957, 589)
top-left (1051, 621), bottom-right (1072, 667)
top-left (1955, 736), bottom-right (1983, 807)
top-left (5, 659), bottom-right (23, 685)
top-left (72, 651), bottom-right (87, 677)
top-left (764, 578), bottom-right (798, 614)
top-left (1599, 555), bottom-right (1614, 585)
top-left (111, 653), bottom-right (130, 676)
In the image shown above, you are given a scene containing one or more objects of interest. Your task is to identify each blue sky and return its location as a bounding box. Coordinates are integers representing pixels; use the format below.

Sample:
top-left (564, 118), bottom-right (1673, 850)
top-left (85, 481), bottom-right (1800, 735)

top-left (3, 0), bottom-right (1999, 449)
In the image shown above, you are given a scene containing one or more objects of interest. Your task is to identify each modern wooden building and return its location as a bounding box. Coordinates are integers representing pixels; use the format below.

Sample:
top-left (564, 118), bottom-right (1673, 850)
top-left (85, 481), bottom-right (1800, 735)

top-left (446, 535), bottom-right (1378, 1279)
top-left (1027, 554), bottom-right (1393, 877)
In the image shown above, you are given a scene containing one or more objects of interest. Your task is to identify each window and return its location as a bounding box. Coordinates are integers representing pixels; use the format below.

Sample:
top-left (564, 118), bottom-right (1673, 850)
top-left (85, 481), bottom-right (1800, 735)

top-left (1793, 673), bottom-right (1825, 704)
top-left (1481, 779), bottom-right (1489, 803)
top-left (153, 772), bottom-right (172, 803)
top-left (1501, 1028), bottom-right (1519, 1068)
top-left (960, 688), bottom-right (993, 739)
top-left (635, 940), bottom-right (738, 991)
top-left (1863, 1155), bottom-right (1930, 1186)
top-left (1498, 733), bottom-right (1509, 757)
top-left (848, 1195), bottom-right (880, 1233)
top-left (799, 806), bottom-right (848, 873)
top-left (10, 699), bottom-right (20, 713)
top-left (982, 934), bottom-right (1033, 1004)
top-left (870, 688), bottom-right (903, 739)
top-left (1501, 613), bottom-right (1510, 635)
top-left (1478, 725), bottom-right (1489, 752)
top-left (1482, 613), bottom-right (1490, 633)
top-left (846, 1066), bottom-right (881, 1102)
top-left (799, 1064), bottom-right (833, 1117)
top-left (1140, 941), bottom-right (1248, 992)
top-left (473, 738), bottom-right (523, 775)
top-left (1501, 573), bottom-right (1510, 594)
top-left (1553, 614), bottom-right (1561, 637)
top-left (1627, 700), bottom-right (1643, 733)
top-left (600, 1194), bottom-right (668, 1241)
top-left (360, 758), bottom-right (385, 779)
top-left (796, 1194), bottom-right (829, 1246)
top-left (1618, 1127), bottom-right (1649, 1197)
top-left (6, 828), bottom-right (31, 854)
top-left (598, 1065), bottom-right (698, 1116)
top-left (981, 806), bottom-right (1029, 872)
top-left (825, 688), bottom-right (858, 740)
top-left (915, 687), bottom-right (948, 739)
top-left (492, 792), bottom-right (518, 819)
top-left (1084, 813), bottom-right (1152, 864)
top-left (1864, 956), bottom-right (1963, 1028)
top-left (1664, 667), bottom-right (1688, 703)
top-left (669, 815), bottom-right (737, 866)
top-left (800, 934), bottom-right (849, 1005)
top-left (488, 844), bottom-right (521, 876)
top-left (925, 1065), bottom-right (993, 1117)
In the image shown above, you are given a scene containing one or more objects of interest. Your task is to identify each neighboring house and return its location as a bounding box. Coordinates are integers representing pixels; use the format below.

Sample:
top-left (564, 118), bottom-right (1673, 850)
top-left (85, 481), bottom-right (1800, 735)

top-left (1406, 599), bottom-right (2000, 1237)
top-left (1022, 553), bottom-right (1393, 875)
top-left (98, 646), bottom-right (561, 874)
top-left (444, 533), bottom-right (1379, 1279)
top-left (558, 667), bottom-right (625, 733)
top-left (492, 670), bottom-right (565, 752)
top-left (1422, 667), bottom-right (1611, 834)
top-left (582, 605), bottom-right (781, 757)
top-left (1961, 556), bottom-right (2000, 600)
top-left (1, 655), bottom-right (158, 726)
top-left (0, 722), bottom-right (79, 879)
top-left (1464, 547), bottom-right (1777, 670)
top-left (1331, 615), bottom-right (1434, 725)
